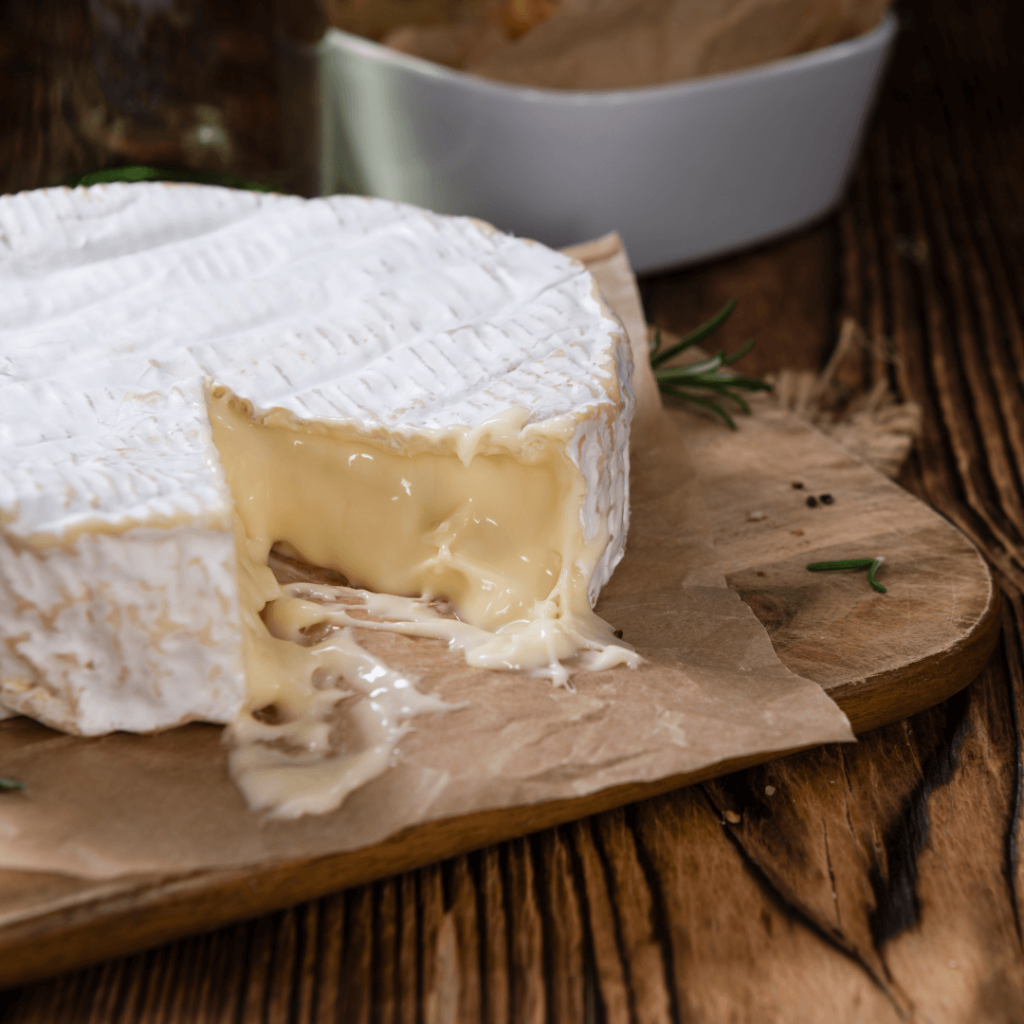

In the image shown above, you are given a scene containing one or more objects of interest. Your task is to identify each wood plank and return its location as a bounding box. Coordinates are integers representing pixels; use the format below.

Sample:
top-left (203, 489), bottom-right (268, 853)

top-left (679, 5), bottom-right (1024, 1017)
top-left (627, 789), bottom-right (906, 1023)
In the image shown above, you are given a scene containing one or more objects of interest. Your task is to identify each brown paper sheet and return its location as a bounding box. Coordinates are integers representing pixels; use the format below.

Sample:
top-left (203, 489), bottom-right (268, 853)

top-left (381, 0), bottom-right (893, 90)
top-left (0, 236), bottom-right (852, 881)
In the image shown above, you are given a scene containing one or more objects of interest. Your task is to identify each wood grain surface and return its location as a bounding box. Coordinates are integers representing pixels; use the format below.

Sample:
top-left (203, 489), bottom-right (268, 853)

top-left (3, 0), bottom-right (1024, 1019)
top-left (686, 404), bottom-right (1000, 734)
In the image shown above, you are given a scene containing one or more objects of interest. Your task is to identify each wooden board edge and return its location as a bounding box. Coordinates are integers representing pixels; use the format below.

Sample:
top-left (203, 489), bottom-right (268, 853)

top-left (824, 579), bottom-right (1002, 734)
top-left (0, 741), bottom-right (820, 990)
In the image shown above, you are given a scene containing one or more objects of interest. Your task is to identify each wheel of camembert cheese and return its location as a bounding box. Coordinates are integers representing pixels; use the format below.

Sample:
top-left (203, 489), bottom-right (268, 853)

top-left (0, 183), bottom-right (637, 816)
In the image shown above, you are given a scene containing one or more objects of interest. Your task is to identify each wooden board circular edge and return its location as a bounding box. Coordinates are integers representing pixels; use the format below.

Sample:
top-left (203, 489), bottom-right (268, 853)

top-left (821, 580), bottom-right (1001, 734)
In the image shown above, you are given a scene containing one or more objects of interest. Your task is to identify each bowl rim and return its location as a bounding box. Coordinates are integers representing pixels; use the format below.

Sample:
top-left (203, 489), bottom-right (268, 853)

top-left (320, 10), bottom-right (898, 103)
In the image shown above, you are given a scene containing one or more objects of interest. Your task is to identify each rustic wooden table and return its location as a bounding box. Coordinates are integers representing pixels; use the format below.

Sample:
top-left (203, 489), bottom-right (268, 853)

top-left (3, 0), bottom-right (1024, 1019)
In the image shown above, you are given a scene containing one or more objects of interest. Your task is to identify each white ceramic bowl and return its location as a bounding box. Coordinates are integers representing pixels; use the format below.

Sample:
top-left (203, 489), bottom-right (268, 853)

top-left (318, 14), bottom-right (896, 273)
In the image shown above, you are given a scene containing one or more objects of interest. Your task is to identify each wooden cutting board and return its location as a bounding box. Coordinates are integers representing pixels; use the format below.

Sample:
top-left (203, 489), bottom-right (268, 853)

top-left (0, 406), bottom-right (999, 989)
top-left (681, 403), bottom-right (1000, 734)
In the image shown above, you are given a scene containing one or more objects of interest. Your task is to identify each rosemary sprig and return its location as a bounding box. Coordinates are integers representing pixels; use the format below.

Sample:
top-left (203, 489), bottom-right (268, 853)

top-left (0, 777), bottom-right (24, 792)
top-left (807, 557), bottom-right (887, 594)
top-left (650, 299), bottom-right (770, 429)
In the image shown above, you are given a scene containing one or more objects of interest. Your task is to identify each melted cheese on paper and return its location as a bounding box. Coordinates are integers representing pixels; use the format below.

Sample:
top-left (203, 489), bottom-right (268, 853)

top-left (209, 388), bottom-right (639, 817)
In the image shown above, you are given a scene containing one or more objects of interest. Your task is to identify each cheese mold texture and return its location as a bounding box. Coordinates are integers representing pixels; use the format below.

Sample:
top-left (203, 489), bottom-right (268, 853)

top-left (0, 183), bottom-right (636, 810)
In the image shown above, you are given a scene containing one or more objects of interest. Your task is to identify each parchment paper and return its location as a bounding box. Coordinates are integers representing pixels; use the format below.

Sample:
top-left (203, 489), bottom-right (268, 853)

top-left (0, 235), bottom-right (852, 880)
top-left (382, 0), bottom-right (893, 90)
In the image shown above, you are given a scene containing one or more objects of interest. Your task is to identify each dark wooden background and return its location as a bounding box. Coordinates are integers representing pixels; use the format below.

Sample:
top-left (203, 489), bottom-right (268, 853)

top-left (3, 0), bottom-right (1024, 1019)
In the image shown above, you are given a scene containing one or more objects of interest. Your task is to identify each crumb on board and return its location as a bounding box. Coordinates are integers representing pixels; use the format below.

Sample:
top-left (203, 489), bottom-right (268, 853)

top-left (806, 495), bottom-right (819, 508)
top-left (765, 785), bottom-right (776, 796)
top-left (724, 810), bottom-right (742, 824)
top-left (747, 510), bottom-right (766, 521)
top-left (791, 529), bottom-right (804, 536)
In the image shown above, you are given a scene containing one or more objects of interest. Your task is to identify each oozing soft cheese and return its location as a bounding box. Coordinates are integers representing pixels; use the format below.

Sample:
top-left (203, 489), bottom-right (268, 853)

top-left (0, 183), bottom-right (635, 812)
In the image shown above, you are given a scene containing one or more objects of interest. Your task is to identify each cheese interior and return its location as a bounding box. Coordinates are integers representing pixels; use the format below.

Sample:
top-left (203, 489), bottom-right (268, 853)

top-left (207, 388), bottom-right (639, 818)
top-left (210, 388), bottom-right (590, 634)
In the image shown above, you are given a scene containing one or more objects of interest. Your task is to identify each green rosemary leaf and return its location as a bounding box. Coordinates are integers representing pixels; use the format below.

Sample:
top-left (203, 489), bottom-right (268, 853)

top-left (69, 166), bottom-right (277, 193)
top-left (652, 358), bottom-right (727, 382)
top-left (0, 777), bottom-right (24, 792)
top-left (650, 298), bottom-right (737, 368)
top-left (661, 375), bottom-right (751, 392)
top-left (807, 557), bottom-right (888, 594)
top-left (679, 355), bottom-right (727, 376)
top-left (867, 556), bottom-right (887, 594)
top-left (718, 337), bottom-right (756, 366)
top-left (720, 390), bottom-right (751, 416)
top-left (649, 326), bottom-right (663, 360)
top-left (73, 165), bottom-right (163, 184)
top-left (669, 371), bottom-right (770, 391)
top-left (662, 383), bottom-right (750, 415)
top-left (662, 391), bottom-right (737, 429)
top-left (807, 559), bottom-right (875, 571)
top-left (710, 375), bottom-right (771, 391)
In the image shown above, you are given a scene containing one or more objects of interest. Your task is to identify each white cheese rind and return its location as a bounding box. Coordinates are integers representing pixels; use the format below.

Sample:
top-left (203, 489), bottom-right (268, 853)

top-left (0, 182), bottom-right (632, 736)
top-left (0, 525), bottom-right (244, 735)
